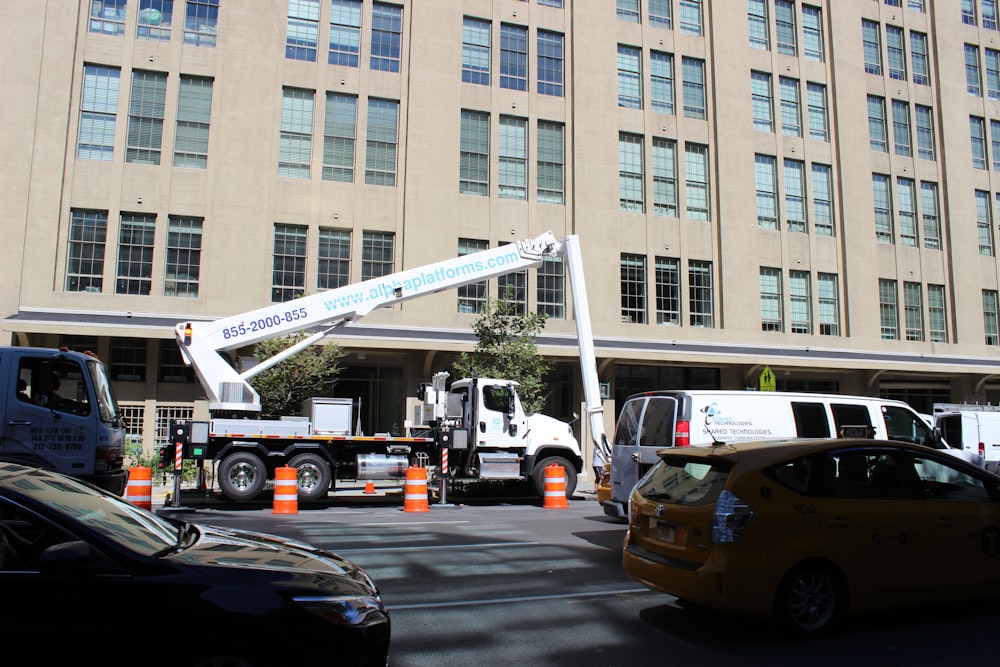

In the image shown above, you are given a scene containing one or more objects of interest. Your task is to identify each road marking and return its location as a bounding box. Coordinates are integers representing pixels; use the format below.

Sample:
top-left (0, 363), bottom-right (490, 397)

top-left (337, 541), bottom-right (540, 553)
top-left (389, 588), bottom-right (655, 610)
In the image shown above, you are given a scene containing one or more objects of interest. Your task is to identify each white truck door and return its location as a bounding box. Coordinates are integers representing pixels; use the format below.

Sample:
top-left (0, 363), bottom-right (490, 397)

top-left (476, 382), bottom-right (527, 448)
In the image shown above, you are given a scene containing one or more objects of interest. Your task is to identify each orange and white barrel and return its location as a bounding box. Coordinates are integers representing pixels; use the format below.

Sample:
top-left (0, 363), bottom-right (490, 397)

top-left (125, 466), bottom-right (153, 510)
top-left (403, 466), bottom-right (430, 512)
top-left (542, 463), bottom-right (569, 509)
top-left (272, 465), bottom-right (298, 514)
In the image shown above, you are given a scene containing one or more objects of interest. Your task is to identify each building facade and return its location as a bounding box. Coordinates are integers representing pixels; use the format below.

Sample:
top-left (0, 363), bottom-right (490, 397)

top-left (4, 0), bottom-right (1000, 454)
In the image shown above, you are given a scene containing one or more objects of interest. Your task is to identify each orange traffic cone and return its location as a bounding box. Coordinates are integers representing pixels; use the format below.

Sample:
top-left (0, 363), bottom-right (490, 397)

top-left (403, 466), bottom-right (429, 512)
top-left (125, 466), bottom-right (152, 511)
top-left (364, 480), bottom-right (376, 494)
top-left (542, 463), bottom-right (569, 509)
top-left (272, 466), bottom-right (298, 514)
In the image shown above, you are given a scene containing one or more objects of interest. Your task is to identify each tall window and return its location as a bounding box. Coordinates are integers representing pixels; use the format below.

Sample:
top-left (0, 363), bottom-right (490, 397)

top-left (751, 71), bottom-right (774, 132)
top-left (619, 133), bottom-right (644, 213)
top-left (365, 98), bottom-right (399, 186)
top-left (987, 49), bottom-right (1000, 101)
top-left (500, 24), bottom-right (528, 91)
top-left (653, 138), bottom-right (678, 217)
top-left (910, 31), bottom-right (929, 85)
top-left (370, 2), bottom-right (403, 73)
top-left (272, 224), bottom-right (306, 302)
top-left (126, 70), bottom-right (167, 164)
top-left (862, 20), bottom-right (882, 75)
top-left (807, 82), bottom-right (828, 141)
top-left (977, 189), bottom-right (994, 255)
top-left (323, 93), bottom-right (357, 182)
top-left (928, 284), bottom-right (947, 342)
top-left (499, 115), bottom-right (527, 199)
top-left (655, 257), bottom-right (680, 325)
top-left (537, 256), bottom-right (564, 318)
top-left (90, 0), bottom-right (127, 35)
top-left (879, 279), bottom-right (898, 340)
top-left (317, 228), bottom-right (351, 290)
top-left (460, 110), bottom-right (489, 196)
top-left (818, 273), bottom-right (839, 335)
top-left (755, 154), bottom-right (778, 230)
top-left (682, 57), bottom-right (706, 119)
top-left (784, 159), bottom-right (806, 233)
top-left (462, 17), bottom-right (491, 85)
top-left (116, 213), bottom-right (155, 295)
top-left (361, 231), bottom-right (394, 280)
top-left (685, 143), bottom-right (709, 221)
top-left (164, 216), bottom-right (202, 297)
top-left (891, 99), bottom-right (911, 157)
top-left (537, 120), bottom-right (565, 204)
top-left (330, 0), bottom-right (362, 67)
top-left (184, 0), bottom-right (219, 47)
top-left (748, 0), bottom-right (769, 50)
top-left (992, 120), bottom-right (1000, 171)
top-left (537, 30), bottom-right (564, 96)
top-left (688, 260), bottom-right (713, 327)
top-left (66, 210), bottom-right (107, 293)
top-left (618, 45), bottom-right (642, 109)
top-left (278, 88), bottom-right (314, 178)
top-left (617, 0), bottom-right (639, 23)
top-left (986, 0), bottom-right (1000, 31)
top-left (498, 243), bottom-right (526, 315)
top-left (802, 5), bottom-right (824, 62)
top-left (458, 239), bottom-right (489, 313)
top-left (971, 115), bottom-right (988, 170)
top-left (138, 0), bottom-right (173, 41)
top-left (967, 44), bottom-right (983, 96)
top-left (111, 339), bottom-right (147, 382)
top-left (679, 0), bottom-right (703, 36)
top-left (868, 95), bottom-right (887, 152)
top-left (650, 51), bottom-right (675, 115)
top-left (873, 173), bottom-right (893, 244)
top-left (886, 25), bottom-right (906, 80)
top-left (812, 164), bottom-right (833, 236)
top-left (779, 77), bottom-right (801, 137)
top-left (921, 182), bottom-right (940, 250)
top-left (620, 254), bottom-right (647, 324)
top-left (897, 177), bottom-right (917, 246)
top-left (903, 282), bottom-right (924, 341)
top-left (790, 270), bottom-right (811, 334)
top-left (78, 65), bottom-right (120, 161)
top-left (915, 104), bottom-right (935, 160)
top-left (760, 267), bottom-right (783, 332)
top-left (775, 0), bottom-right (796, 56)
top-left (286, 0), bottom-right (319, 61)
top-left (984, 290), bottom-right (1000, 346)
top-left (174, 76), bottom-right (213, 169)
top-left (649, 0), bottom-right (672, 29)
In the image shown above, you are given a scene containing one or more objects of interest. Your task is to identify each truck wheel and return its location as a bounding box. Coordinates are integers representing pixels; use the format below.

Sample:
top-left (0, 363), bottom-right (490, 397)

top-left (288, 453), bottom-right (332, 502)
top-left (531, 456), bottom-right (577, 499)
top-left (219, 452), bottom-right (267, 501)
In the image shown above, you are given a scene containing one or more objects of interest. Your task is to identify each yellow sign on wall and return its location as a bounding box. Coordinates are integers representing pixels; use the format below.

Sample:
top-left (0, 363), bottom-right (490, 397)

top-left (759, 366), bottom-right (776, 392)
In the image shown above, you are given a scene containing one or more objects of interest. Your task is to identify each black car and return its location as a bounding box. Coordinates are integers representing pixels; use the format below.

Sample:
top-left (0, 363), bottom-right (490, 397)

top-left (0, 462), bottom-right (390, 666)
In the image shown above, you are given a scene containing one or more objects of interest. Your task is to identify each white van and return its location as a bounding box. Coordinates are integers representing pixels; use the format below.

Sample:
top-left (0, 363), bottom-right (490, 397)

top-left (933, 404), bottom-right (1000, 474)
top-left (602, 390), bottom-right (952, 519)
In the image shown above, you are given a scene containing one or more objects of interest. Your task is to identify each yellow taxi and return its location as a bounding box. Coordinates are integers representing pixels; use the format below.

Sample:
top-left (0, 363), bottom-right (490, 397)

top-left (623, 438), bottom-right (1000, 635)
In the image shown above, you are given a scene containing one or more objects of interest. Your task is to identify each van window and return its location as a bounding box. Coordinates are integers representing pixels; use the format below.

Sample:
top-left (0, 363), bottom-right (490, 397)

top-left (937, 415), bottom-right (962, 447)
top-left (830, 404), bottom-right (872, 436)
top-left (791, 402), bottom-right (831, 438)
top-left (637, 397), bottom-right (676, 448)
top-left (614, 399), bottom-right (644, 447)
top-left (882, 405), bottom-right (934, 446)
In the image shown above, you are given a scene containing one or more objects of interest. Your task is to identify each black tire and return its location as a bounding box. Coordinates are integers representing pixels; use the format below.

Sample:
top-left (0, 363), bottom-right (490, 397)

top-left (288, 453), bottom-right (332, 502)
top-left (774, 564), bottom-right (842, 637)
top-left (218, 451), bottom-right (267, 502)
top-left (530, 456), bottom-right (577, 499)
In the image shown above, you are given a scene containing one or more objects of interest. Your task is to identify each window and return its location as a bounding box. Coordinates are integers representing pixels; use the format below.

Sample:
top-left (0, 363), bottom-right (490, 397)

top-left (174, 76), bottom-right (213, 169)
top-left (278, 88), bottom-right (314, 178)
top-left (111, 339), bottom-right (147, 382)
top-left (498, 243), bottom-right (526, 315)
top-left (116, 213), bottom-right (155, 295)
top-left (164, 216), bottom-right (201, 297)
top-left (370, 2), bottom-right (403, 73)
top-left (879, 279), bottom-right (899, 340)
top-left (689, 260), bottom-right (713, 327)
top-left (650, 51), bottom-right (675, 115)
top-left (159, 339), bottom-right (193, 382)
top-left (986, 0), bottom-right (1000, 30)
top-left (462, 17), bottom-right (491, 85)
top-left (967, 44), bottom-right (982, 96)
top-left (886, 26), bottom-right (906, 81)
top-left (862, 20), bottom-right (882, 75)
top-left (617, 0), bottom-right (639, 22)
top-left (751, 71), bottom-right (773, 132)
top-left (985, 290), bottom-right (1000, 346)
top-left (537, 120), bottom-right (565, 204)
top-left (790, 270), bottom-right (811, 334)
top-left (272, 224), bottom-right (306, 302)
top-left (619, 133), bottom-right (644, 213)
top-left (323, 93), bottom-right (357, 182)
top-left (330, 0), bottom-right (362, 67)
top-left (915, 104), bottom-right (935, 160)
top-left (987, 48), bottom-right (1000, 99)
top-left (897, 177), bottom-right (917, 246)
top-left (538, 0), bottom-right (562, 6)
top-left (500, 24), bottom-right (528, 91)
top-left (891, 99), bottom-right (911, 157)
top-left (921, 181), bottom-right (940, 250)
top-left (775, 0), bottom-right (796, 56)
top-left (460, 110), bottom-right (489, 196)
top-left (812, 163), bottom-right (834, 236)
top-left (286, 0), bottom-right (319, 61)
top-left (537, 30), bottom-right (564, 96)
top-left (977, 189), bottom-right (994, 255)
top-left (618, 45), bottom-right (642, 109)
top-left (682, 57), bottom-right (706, 120)
top-left (873, 173), bottom-right (893, 244)
top-left (910, 31), bottom-right (929, 85)
top-left (317, 228), bottom-right (350, 289)
top-left (499, 115), bottom-right (527, 199)
top-left (458, 239), bottom-right (488, 313)
top-left (779, 77), bottom-right (801, 137)
top-left (748, 0), bottom-right (769, 50)
top-left (685, 143), bottom-right (709, 221)
top-left (138, 0), bottom-right (172, 41)
top-left (760, 267), bottom-right (783, 332)
top-left (755, 154), bottom-right (778, 230)
top-left (963, 0), bottom-right (977, 26)
top-left (784, 159), bottom-right (806, 233)
top-left (868, 95), bottom-right (887, 152)
top-left (365, 98), bottom-right (399, 185)
top-left (66, 210), bottom-right (107, 293)
top-left (679, 0), bottom-right (703, 36)
top-left (653, 138), bottom-right (678, 217)
top-left (621, 254), bottom-right (647, 324)
top-left (78, 65), bottom-right (120, 161)
top-left (802, 5), bottom-right (824, 62)
top-left (126, 70), bottom-right (167, 165)
top-left (971, 115), bottom-right (988, 170)
top-left (818, 273), bottom-right (839, 335)
top-left (928, 284), bottom-right (947, 342)
top-left (537, 256), bottom-right (564, 318)
top-left (184, 0), bottom-right (219, 47)
top-left (650, 0), bottom-right (672, 29)
top-left (909, 0), bottom-right (926, 11)
top-left (361, 231), bottom-right (394, 280)
top-left (655, 257), bottom-right (680, 325)
top-left (90, 0), bottom-right (127, 35)
top-left (903, 282), bottom-right (923, 341)
top-left (806, 82), bottom-right (828, 141)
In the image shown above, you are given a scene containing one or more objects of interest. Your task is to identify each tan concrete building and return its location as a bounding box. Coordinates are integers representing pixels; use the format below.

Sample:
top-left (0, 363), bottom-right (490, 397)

top-left (4, 0), bottom-right (1000, 451)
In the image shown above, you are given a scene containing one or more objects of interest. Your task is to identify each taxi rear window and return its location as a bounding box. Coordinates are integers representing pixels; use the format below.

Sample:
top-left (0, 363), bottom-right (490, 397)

top-left (635, 456), bottom-right (731, 507)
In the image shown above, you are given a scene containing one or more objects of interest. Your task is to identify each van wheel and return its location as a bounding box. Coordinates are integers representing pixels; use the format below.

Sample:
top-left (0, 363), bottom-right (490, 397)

top-left (288, 453), bottom-right (332, 502)
top-left (218, 452), bottom-right (267, 502)
top-left (530, 456), bottom-right (577, 499)
top-left (774, 564), bottom-right (841, 637)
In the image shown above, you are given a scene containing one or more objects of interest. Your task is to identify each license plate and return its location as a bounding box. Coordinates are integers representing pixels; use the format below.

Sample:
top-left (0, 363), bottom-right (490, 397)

top-left (648, 518), bottom-right (676, 544)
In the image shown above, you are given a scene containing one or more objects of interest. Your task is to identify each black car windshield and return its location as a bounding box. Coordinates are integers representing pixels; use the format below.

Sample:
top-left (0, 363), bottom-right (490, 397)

top-left (7, 472), bottom-right (180, 556)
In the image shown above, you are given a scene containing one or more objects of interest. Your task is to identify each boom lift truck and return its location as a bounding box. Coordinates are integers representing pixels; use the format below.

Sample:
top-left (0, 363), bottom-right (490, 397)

top-left (173, 232), bottom-right (610, 503)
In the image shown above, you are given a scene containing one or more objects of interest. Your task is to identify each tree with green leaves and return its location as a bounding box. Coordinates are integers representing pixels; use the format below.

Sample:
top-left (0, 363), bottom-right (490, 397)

top-left (452, 291), bottom-right (551, 414)
top-left (245, 334), bottom-right (345, 418)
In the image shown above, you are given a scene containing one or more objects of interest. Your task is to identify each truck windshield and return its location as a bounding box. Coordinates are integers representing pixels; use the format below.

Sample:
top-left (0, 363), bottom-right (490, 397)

top-left (87, 359), bottom-right (121, 424)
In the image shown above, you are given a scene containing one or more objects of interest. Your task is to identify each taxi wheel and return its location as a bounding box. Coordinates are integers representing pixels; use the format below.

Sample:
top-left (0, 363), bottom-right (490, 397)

top-left (774, 564), bottom-right (842, 637)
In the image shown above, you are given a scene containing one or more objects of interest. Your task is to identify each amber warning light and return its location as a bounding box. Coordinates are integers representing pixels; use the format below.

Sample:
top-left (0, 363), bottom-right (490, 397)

top-left (183, 323), bottom-right (193, 346)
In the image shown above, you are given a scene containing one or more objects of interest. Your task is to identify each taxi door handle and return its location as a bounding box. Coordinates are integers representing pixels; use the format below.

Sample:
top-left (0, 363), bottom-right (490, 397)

top-left (935, 517), bottom-right (957, 527)
top-left (826, 517), bottom-right (852, 527)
